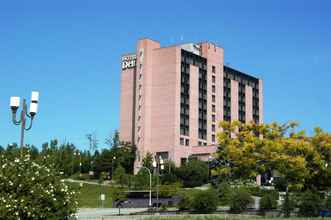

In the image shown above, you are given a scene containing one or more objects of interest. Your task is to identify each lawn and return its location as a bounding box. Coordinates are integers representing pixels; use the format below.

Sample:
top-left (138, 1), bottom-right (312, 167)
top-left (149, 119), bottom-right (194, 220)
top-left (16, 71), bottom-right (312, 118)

top-left (68, 182), bottom-right (113, 208)
top-left (144, 216), bottom-right (331, 220)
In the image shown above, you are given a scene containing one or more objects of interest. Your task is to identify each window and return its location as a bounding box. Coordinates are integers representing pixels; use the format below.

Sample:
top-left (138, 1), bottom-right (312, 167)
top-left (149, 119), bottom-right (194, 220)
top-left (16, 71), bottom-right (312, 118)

top-left (212, 124), bottom-right (216, 132)
top-left (212, 105), bottom-right (216, 113)
top-left (212, 75), bottom-right (216, 83)
top-left (212, 115), bottom-right (216, 122)
top-left (212, 135), bottom-right (216, 143)
top-left (212, 65), bottom-right (216, 73)
top-left (212, 95), bottom-right (215, 103)
top-left (212, 85), bottom-right (216, 93)
top-left (139, 74), bottom-right (142, 80)
top-left (180, 138), bottom-right (184, 145)
top-left (185, 139), bottom-right (189, 146)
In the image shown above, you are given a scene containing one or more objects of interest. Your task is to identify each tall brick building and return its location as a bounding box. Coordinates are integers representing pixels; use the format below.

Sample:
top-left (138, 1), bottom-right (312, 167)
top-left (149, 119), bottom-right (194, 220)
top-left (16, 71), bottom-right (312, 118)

top-left (119, 38), bottom-right (263, 171)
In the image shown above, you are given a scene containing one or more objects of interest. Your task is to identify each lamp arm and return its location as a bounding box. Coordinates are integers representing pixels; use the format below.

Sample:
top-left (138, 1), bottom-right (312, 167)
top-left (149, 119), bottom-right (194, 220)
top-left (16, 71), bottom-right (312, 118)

top-left (12, 111), bottom-right (21, 125)
top-left (25, 116), bottom-right (34, 131)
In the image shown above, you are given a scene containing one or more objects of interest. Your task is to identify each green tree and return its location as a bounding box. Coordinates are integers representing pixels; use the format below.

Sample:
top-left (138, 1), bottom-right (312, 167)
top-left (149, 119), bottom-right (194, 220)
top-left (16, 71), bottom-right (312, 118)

top-left (176, 159), bottom-right (209, 187)
top-left (113, 165), bottom-right (128, 186)
top-left (142, 152), bottom-right (154, 171)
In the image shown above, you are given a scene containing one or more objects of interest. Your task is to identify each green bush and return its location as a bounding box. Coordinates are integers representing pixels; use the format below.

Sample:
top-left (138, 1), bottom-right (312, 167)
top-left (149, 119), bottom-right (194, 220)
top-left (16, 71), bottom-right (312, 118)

top-left (159, 182), bottom-right (182, 198)
top-left (0, 153), bottom-right (78, 219)
top-left (191, 189), bottom-right (218, 213)
top-left (229, 188), bottom-right (253, 213)
top-left (324, 195), bottom-right (331, 210)
top-left (282, 192), bottom-right (294, 218)
top-left (298, 191), bottom-right (323, 217)
top-left (177, 189), bottom-right (196, 211)
top-left (217, 182), bottom-right (233, 205)
top-left (260, 193), bottom-right (278, 211)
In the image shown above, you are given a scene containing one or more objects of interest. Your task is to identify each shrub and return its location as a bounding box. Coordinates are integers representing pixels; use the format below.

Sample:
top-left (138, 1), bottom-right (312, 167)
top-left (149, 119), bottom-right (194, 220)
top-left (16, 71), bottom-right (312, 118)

top-left (324, 195), bottom-right (331, 210)
top-left (282, 192), bottom-right (294, 218)
top-left (217, 182), bottom-right (233, 205)
top-left (298, 191), bottom-right (323, 217)
top-left (229, 188), bottom-right (253, 213)
top-left (175, 160), bottom-right (209, 187)
top-left (191, 189), bottom-right (218, 213)
top-left (159, 182), bottom-right (182, 198)
top-left (0, 153), bottom-right (78, 219)
top-left (260, 193), bottom-right (278, 212)
top-left (177, 189), bottom-right (196, 211)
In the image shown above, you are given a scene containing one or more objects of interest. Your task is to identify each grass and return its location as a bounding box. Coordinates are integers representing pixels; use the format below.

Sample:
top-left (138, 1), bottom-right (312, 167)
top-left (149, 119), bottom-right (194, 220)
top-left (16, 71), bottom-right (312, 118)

top-left (144, 217), bottom-right (331, 220)
top-left (68, 182), bottom-right (113, 208)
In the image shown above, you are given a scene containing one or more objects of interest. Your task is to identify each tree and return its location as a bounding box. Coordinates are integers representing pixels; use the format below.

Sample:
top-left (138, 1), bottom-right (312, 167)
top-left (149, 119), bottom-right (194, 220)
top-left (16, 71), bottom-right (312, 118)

top-left (113, 165), bottom-right (128, 186)
top-left (142, 152), bottom-right (154, 171)
top-left (215, 121), bottom-right (331, 190)
top-left (105, 130), bottom-right (120, 148)
top-left (86, 132), bottom-right (98, 152)
top-left (176, 159), bottom-right (209, 187)
top-left (0, 152), bottom-right (78, 219)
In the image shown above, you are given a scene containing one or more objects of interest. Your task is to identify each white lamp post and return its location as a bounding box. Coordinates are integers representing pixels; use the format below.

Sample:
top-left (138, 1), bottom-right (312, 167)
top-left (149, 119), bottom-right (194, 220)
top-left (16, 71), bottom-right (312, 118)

top-left (153, 155), bottom-right (164, 213)
top-left (137, 166), bottom-right (152, 207)
top-left (10, 91), bottom-right (39, 150)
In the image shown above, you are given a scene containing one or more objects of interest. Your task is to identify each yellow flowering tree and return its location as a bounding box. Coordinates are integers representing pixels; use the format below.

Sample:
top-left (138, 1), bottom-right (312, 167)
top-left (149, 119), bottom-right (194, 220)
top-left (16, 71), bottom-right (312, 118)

top-left (215, 121), bottom-right (331, 190)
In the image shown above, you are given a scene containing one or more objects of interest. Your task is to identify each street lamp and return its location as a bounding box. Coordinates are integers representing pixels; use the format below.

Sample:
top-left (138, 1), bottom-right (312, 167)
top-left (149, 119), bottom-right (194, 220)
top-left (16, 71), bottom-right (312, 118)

top-left (111, 156), bottom-right (116, 181)
top-left (153, 155), bottom-right (164, 213)
top-left (10, 91), bottom-right (39, 150)
top-left (136, 166), bottom-right (152, 207)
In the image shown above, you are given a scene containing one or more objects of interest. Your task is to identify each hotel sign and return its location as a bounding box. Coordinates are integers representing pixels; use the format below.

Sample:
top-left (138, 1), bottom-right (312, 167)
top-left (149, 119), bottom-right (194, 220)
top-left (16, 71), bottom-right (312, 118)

top-left (122, 55), bottom-right (137, 70)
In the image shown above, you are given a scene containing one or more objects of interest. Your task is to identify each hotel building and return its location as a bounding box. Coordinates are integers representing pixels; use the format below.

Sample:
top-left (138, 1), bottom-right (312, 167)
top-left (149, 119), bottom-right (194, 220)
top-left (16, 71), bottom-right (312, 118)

top-left (119, 38), bottom-right (263, 170)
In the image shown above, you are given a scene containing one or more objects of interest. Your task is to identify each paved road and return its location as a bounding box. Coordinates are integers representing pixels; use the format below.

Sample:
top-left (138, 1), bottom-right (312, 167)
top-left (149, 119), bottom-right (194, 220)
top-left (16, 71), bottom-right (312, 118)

top-left (77, 208), bottom-right (148, 219)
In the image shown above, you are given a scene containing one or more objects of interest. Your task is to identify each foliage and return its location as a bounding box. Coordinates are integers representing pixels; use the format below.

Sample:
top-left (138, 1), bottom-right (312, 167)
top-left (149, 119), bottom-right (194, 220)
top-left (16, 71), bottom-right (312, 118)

top-left (0, 153), bottom-right (78, 219)
top-left (273, 177), bottom-right (288, 192)
top-left (160, 160), bottom-right (178, 184)
top-left (177, 189), bottom-right (197, 211)
top-left (132, 168), bottom-right (153, 189)
top-left (282, 192), bottom-right (294, 218)
top-left (297, 191), bottom-right (323, 217)
top-left (229, 188), bottom-right (253, 213)
top-left (324, 195), bottom-right (331, 210)
top-left (113, 165), bottom-right (129, 186)
top-left (159, 182), bottom-right (182, 198)
top-left (142, 152), bottom-right (154, 171)
top-left (176, 159), bottom-right (209, 187)
top-left (215, 121), bottom-right (331, 190)
top-left (217, 182), bottom-right (233, 205)
top-left (260, 193), bottom-right (278, 211)
top-left (110, 187), bottom-right (128, 207)
top-left (191, 189), bottom-right (219, 213)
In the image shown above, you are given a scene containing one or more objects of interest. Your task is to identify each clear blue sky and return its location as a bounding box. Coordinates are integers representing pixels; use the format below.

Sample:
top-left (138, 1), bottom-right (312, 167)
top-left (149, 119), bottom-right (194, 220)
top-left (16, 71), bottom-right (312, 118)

top-left (1, 0), bottom-right (330, 150)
